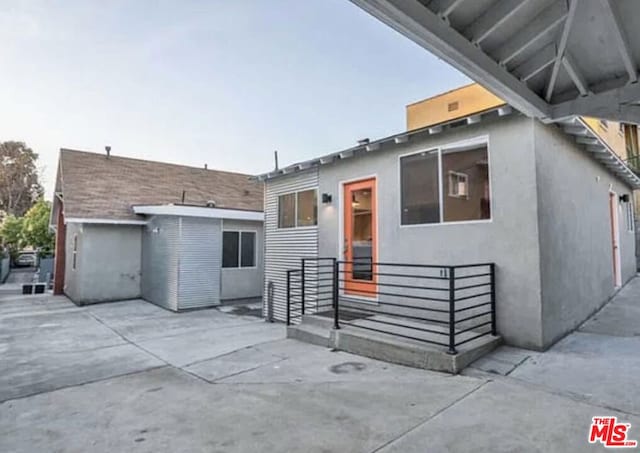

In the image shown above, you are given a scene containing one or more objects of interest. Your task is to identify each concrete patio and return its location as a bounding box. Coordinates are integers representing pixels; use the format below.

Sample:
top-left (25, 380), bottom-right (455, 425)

top-left (1, 276), bottom-right (639, 452)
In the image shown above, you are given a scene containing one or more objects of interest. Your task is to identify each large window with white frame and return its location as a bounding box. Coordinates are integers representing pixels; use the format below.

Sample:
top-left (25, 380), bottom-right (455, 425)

top-left (222, 231), bottom-right (256, 268)
top-left (278, 189), bottom-right (317, 228)
top-left (400, 143), bottom-right (491, 225)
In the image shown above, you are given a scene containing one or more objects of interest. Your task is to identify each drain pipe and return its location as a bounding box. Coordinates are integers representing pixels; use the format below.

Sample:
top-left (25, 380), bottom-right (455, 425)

top-left (266, 281), bottom-right (274, 322)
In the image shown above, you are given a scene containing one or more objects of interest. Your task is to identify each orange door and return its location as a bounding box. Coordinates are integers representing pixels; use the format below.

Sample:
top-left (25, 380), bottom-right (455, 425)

top-left (343, 178), bottom-right (377, 296)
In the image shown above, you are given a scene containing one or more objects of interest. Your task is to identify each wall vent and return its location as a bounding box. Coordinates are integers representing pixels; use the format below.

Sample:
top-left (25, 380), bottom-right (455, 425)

top-left (448, 101), bottom-right (459, 112)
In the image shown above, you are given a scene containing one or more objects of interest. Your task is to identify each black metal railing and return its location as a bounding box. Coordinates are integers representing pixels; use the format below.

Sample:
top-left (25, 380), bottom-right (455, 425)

top-left (286, 258), bottom-right (496, 355)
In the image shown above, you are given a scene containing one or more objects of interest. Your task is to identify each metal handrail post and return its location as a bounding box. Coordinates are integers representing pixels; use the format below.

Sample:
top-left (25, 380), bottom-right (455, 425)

top-left (448, 266), bottom-right (457, 355)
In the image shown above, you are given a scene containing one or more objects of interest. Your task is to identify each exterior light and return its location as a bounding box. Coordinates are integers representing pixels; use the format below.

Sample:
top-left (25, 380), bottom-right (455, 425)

top-left (322, 193), bottom-right (332, 204)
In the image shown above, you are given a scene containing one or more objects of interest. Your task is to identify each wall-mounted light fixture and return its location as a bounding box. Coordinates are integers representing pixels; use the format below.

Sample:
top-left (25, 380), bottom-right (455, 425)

top-left (620, 194), bottom-right (630, 203)
top-left (322, 193), bottom-right (332, 204)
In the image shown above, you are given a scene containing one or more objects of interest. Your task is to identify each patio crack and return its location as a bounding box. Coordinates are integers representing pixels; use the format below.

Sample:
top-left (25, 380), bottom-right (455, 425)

top-left (85, 310), bottom-right (212, 384)
top-left (368, 380), bottom-right (489, 453)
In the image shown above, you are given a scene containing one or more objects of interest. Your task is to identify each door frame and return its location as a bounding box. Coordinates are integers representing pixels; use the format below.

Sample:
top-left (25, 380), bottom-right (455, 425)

top-left (338, 175), bottom-right (379, 301)
top-left (609, 190), bottom-right (623, 288)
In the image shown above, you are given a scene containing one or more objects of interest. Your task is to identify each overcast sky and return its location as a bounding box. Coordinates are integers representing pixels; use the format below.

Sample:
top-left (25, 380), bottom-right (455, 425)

top-left (0, 0), bottom-right (469, 198)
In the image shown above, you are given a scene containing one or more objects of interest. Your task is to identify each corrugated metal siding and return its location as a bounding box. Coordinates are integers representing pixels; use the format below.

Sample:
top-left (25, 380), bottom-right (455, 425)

top-left (177, 217), bottom-right (222, 309)
top-left (141, 216), bottom-right (179, 310)
top-left (263, 170), bottom-right (319, 321)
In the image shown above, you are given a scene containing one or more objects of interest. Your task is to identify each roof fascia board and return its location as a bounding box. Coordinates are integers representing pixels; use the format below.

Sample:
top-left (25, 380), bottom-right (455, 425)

top-left (132, 205), bottom-right (264, 221)
top-left (65, 218), bottom-right (148, 225)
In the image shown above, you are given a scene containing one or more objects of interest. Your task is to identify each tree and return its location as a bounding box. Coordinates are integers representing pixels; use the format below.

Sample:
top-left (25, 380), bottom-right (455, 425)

top-left (0, 141), bottom-right (43, 216)
top-left (0, 215), bottom-right (24, 257)
top-left (22, 199), bottom-right (54, 256)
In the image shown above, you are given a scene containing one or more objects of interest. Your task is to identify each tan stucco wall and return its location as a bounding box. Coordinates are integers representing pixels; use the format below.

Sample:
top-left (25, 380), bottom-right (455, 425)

top-left (406, 83), bottom-right (505, 131)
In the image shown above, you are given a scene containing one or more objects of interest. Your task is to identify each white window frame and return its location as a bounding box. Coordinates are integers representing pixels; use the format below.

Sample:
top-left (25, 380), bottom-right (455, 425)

top-left (398, 136), bottom-right (492, 228)
top-left (277, 189), bottom-right (318, 229)
top-left (222, 230), bottom-right (257, 269)
top-left (448, 170), bottom-right (469, 198)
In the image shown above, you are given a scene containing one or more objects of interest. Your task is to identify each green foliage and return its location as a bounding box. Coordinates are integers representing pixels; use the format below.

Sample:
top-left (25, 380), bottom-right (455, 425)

top-left (0, 215), bottom-right (24, 257)
top-left (22, 199), bottom-right (54, 257)
top-left (0, 141), bottom-right (43, 216)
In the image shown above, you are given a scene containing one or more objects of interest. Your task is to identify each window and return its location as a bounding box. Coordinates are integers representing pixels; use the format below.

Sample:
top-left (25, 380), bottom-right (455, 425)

top-left (448, 171), bottom-right (469, 198)
top-left (278, 193), bottom-right (295, 228)
top-left (72, 235), bottom-right (78, 270)
top-left (297, 190), bottom-right (317, 226)
top-left (241, 232), bottom-right (256, 267)
top-left (401, 144), bottom-right (491, 225)
top-left (222, 231), bottom-right (256, 268)
top-left (401, 150), bottom-right (440, 224)
top-left (278, 189), bottom-right (317, 228)
top-left (626, 202), bottom-right (635, 232)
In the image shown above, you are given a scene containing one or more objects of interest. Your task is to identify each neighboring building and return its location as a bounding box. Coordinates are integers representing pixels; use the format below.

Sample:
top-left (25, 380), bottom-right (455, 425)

top-left (257, 84), bottom-right (640, 351)
top-left (51, 149), bottom-right (264, 310)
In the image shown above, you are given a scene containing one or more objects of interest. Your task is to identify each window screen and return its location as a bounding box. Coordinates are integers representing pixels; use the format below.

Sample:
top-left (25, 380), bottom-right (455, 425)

top-left (400, 150), bottom-right (440, 225)
top-left (240, 232), bottom-right (256, 267)
top-left (278, 193), bottom-right (296, 228)
top-left (222, 231), bottom-right (239, 268)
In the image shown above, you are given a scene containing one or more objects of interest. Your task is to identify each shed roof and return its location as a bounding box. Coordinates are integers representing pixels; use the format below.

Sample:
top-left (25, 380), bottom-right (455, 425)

top-left (55, 149), bottom-right (263, 222)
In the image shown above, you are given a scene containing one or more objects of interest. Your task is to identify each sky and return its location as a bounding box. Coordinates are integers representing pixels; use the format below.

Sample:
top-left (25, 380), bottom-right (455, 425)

top-left (0, 0), bottom-right (469, 198)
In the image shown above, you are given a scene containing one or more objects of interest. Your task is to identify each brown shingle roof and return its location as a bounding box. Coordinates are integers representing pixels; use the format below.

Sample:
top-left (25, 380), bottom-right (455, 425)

top-left (57, 149), bottom-right (263, 221)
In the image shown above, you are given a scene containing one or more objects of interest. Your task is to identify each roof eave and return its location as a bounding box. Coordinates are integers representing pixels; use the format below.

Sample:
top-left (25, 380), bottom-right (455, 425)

top-left (257, 105), bottom-right (511, 181)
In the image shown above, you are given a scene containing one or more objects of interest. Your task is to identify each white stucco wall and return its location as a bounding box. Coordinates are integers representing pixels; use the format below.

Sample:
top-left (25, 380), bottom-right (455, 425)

top-left (317, 115), bottom-right (544, 349)
top-left (534, 122), bottom-right (637, 346)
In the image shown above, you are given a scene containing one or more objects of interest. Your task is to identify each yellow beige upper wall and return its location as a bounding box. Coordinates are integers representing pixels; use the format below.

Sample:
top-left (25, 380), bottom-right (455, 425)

top-left (406, 83), bottom-right (505, 131)
top-left (581, 117), bottom-right (628, 160)
top-left (406, 83), bottom-right (627, 158)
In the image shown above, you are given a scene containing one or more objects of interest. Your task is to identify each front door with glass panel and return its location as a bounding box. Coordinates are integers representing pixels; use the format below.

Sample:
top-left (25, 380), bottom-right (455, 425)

top-left (343, 178), bottom-right (377, 296)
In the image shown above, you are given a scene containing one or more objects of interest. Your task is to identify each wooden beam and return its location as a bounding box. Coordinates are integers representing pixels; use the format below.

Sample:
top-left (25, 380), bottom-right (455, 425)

top-left (550, 83), bottom-right (640, 123)
top-left (464, 0), bottom-right (531, 45)
top-left (545, 0), bottom-right (578, 101)
top-left (349, 0), bottom-right (550, 117)
top-left (512, 42), bottom-right (556, 81)
top-left (600, 0), bottom-right (637, 83)
top-left (492, 1), bottom-right (568, 65)
top-left (562, 52), bottom-right (589, 96)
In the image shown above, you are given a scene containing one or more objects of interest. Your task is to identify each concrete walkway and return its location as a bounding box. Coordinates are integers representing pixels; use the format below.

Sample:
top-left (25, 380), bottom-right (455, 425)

top-left (1, 278), bottom-right (640, 452)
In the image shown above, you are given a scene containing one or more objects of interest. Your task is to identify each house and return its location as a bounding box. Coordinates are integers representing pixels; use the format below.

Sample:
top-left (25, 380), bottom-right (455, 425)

top-left (51, 149), bottom-right (264, 310)
top-left (257, 84), bottom-right (639, 355)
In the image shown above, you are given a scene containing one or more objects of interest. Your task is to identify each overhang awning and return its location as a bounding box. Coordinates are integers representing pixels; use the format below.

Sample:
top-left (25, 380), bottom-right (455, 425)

top-left (350, 0), bottom-right (640, 124)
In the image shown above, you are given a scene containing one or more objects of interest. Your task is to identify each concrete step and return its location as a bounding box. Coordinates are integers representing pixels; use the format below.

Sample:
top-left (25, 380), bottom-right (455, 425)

top-left (300, 313), bottom-right (335, 329)
top-left (286, 323), bottom-right (333, 348)
top-left (333, 325), bottom-right (501, 374)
